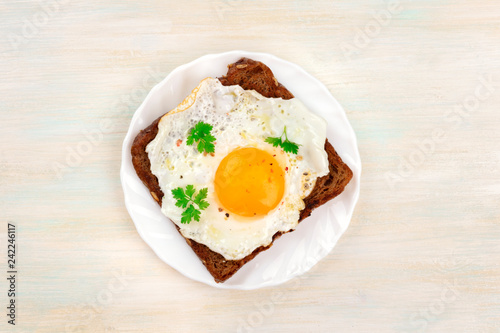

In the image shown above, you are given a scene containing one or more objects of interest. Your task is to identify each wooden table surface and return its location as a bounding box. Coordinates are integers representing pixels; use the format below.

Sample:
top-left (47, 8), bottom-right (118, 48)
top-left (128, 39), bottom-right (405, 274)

top-left (1, 1), bottom-right (499, 332)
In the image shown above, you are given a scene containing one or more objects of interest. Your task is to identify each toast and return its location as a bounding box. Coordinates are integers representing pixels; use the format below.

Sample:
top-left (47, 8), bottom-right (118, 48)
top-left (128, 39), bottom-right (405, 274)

top-left (131, 58), bottom-right (353, 283)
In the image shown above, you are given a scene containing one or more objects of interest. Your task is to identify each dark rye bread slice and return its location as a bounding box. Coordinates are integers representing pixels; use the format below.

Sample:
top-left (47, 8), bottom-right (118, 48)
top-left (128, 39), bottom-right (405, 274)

top-left (131, 57), bottom-right (353, 283)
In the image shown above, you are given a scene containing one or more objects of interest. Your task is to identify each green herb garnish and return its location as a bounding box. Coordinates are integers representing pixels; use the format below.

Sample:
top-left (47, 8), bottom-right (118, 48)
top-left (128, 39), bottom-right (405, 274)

top-left (171, 185), bottom-right (210, 224)
top-left (186, 121), bottom-right (216, 154)
top-left (265, 126), bottom-right (300, 155)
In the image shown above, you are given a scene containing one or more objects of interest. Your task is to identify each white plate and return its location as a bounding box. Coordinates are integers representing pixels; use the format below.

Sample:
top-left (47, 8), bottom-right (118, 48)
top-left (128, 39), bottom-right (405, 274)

top-left (120, 51), bottom-right (361, 290)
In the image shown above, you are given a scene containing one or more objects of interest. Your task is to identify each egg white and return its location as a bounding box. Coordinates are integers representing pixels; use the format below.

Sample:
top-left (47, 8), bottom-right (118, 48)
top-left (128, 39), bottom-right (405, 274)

top-left (146, 78), bottom-right (329, 260)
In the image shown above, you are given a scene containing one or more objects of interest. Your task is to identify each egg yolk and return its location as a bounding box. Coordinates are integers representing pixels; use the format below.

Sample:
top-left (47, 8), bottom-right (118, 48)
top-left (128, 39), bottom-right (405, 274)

top-left (214, 147), bottom-right (285, 217)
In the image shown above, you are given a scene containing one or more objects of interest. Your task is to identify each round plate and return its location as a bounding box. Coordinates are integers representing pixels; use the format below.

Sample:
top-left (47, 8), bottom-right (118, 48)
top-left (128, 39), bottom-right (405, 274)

top-left (120, 51), bottom-right (361, 290)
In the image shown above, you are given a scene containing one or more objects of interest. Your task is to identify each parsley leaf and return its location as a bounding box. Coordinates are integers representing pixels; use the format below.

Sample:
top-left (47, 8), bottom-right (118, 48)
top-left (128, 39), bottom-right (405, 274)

top-left (186, 121), bottom-right (216, 154)
top-left (172, 185), bottom-right (210, 224)
top-left (281, 140), bottom-right (300, 155)
top-left (265, 126), bottom-right (300, 155)
top-left (185, 184), bottom-right (196, 198)
top-left (171, 187), bottom-right (189, 208)
top-left (194, 187), bottom-right (210, 210)
top-left (182, 204), bottom-right (200, 224)
top-left (264, 136), bottom-right (282, 148)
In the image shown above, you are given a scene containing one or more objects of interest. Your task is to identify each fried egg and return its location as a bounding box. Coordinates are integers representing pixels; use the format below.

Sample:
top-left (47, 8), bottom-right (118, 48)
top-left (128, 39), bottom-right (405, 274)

top-left (146, 77), bottom-right (329, 260)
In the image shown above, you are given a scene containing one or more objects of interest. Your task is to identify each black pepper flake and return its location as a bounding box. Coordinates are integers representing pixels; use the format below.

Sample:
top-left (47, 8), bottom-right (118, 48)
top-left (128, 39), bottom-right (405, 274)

top-left (225, 213), bottom-right (229, 218)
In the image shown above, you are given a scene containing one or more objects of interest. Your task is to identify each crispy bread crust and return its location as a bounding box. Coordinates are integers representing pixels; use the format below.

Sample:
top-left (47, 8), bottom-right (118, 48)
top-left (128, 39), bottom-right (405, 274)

top-left (131, 58), bottom-right (353, 283)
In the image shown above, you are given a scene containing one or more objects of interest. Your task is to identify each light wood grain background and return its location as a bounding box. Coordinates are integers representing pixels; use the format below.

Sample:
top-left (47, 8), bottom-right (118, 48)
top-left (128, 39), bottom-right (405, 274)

top-left (1, 0), bottom-right (499, 332)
